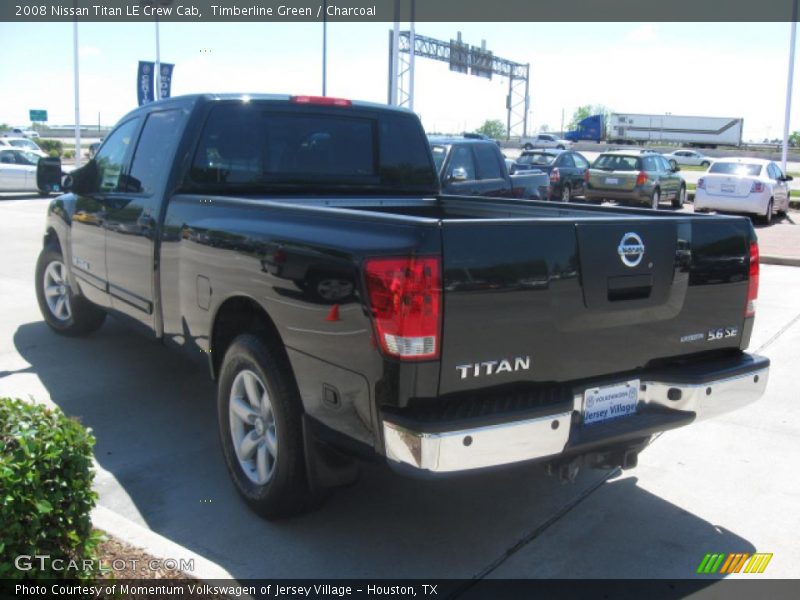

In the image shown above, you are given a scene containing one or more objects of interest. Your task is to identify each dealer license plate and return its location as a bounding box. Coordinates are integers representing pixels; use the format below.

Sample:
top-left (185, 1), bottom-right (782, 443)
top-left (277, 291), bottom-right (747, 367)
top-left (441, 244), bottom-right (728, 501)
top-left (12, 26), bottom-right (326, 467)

top-left (605, 177), bottom-right (619, 185)
top-left (583, 380), bottom-right (639, 425)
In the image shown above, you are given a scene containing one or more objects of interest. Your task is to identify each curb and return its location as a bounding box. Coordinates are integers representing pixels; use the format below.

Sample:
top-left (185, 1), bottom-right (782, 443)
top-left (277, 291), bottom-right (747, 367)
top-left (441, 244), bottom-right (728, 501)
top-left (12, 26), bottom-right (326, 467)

top-left (91, 505), bottom-right (234, 581)
top-left (760, 254), bottom-right (800, 267)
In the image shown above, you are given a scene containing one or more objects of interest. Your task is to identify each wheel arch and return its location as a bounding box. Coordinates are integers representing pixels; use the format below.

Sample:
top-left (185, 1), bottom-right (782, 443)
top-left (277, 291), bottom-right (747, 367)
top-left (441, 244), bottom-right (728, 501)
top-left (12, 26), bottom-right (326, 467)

top-left (208, 294), bottom-right (288, 382)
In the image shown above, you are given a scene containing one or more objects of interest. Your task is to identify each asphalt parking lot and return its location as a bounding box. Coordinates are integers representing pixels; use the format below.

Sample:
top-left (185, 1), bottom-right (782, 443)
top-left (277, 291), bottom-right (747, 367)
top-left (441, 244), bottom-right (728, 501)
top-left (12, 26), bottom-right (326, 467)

top-left (1, 194), bottom-right (799, 580)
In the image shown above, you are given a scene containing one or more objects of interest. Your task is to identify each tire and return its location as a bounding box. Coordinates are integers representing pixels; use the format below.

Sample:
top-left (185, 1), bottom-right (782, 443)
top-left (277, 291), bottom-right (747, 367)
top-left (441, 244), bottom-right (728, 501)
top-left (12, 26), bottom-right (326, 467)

top-left (760, 199), bottom-right (774, 225)
top-left (559, 184), bottom-right (572, 202)
top-left (523, 143), bottom-right (533, 151)
top-left (217, 333), bottom-right (314, 519)
top-left (701, 161), bottom-right (710, 168)
top-left (557, 145), bottom-right (565, 150)
top-left (649, 188), bottom-right (661, 210)
top-left (35, 247), bottom-right (106, 336)
top-left (672, 185), bottom-right (686, 209)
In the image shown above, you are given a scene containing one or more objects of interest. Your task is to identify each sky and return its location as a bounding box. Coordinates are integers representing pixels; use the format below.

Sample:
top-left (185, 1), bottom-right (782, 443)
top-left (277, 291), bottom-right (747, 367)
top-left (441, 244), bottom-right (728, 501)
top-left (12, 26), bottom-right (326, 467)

top-left (0, 21), bottom-right (797, 141)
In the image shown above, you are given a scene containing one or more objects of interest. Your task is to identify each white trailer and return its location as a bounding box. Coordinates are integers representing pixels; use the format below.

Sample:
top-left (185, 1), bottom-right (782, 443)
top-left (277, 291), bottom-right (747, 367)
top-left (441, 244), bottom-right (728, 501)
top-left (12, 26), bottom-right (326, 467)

top-left (609, 113), bottom-right (743, 148)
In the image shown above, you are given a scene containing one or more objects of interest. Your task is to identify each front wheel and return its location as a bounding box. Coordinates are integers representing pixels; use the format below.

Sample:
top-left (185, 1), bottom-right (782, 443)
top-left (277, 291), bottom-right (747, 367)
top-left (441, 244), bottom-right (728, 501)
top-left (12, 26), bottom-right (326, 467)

top-left (218, 334), bottom-right (313, 519)
top-left (672, 185), bottom-right (686, 209)
top-left (701, 161), bottom-right (710, 168)
top-left (523, 143), bottom-right (533, 150)
top-left (35, 247), bottom-right (106, 335)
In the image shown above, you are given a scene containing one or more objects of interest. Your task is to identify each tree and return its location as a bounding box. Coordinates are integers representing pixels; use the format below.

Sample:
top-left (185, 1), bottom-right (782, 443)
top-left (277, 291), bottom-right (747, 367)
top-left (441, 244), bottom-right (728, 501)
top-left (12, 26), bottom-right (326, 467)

top-left (568, 105), bottom-right (612, 131)
top-left (474, 119), bottom-right (506, 140)
top-left (539, 124), bottom-right (551, 132)
top-left (789, 131), bottom-right (800, 148)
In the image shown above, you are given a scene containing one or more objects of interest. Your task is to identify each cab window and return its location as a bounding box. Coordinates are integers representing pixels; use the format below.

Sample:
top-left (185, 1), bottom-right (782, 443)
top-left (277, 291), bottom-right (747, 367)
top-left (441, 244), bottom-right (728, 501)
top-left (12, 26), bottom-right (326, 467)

top-left (94, 118), bottom-right (140, 192)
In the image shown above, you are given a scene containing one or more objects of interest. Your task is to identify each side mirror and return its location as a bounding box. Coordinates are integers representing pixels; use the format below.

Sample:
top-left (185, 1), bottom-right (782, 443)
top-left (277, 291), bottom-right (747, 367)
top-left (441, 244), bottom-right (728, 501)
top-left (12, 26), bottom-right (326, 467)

top-left (669, 160), bottom-right (680, 172)
top-left (64, 161), bottom-right (97, 195)
top-left (783, 175), bottom-right (794, 182)
top-left (450, 166), bottom-right (468, 182)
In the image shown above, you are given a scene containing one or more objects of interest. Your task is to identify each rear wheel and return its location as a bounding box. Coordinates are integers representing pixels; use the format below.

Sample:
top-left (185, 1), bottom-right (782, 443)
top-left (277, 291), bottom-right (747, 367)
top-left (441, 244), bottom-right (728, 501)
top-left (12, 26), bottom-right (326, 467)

top-left (560, 184), bottom-right (572, 202)
top-left (218, 334), bottom-right (314, 519)
top-left (760, 199), bottom-right (774, 225)
top-left (649, 188), bottom-right (661, 210)
top-left (701, 161), bottom-right (710, 168)
top-left (35, 247), bottom-right (106, 335)
top-left (671, 185), bottom-right (686, 209)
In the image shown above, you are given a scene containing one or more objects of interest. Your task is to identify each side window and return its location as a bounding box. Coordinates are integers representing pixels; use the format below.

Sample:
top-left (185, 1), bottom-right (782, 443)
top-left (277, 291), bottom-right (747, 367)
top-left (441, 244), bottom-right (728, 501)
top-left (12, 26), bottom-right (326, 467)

top-left (573, 154), bottom-right (589, 169)
top-left (127, 110), bottom-right (185, 194)
top-left (642, 156), bottom-right (659, 171)
top-left (658, 156), bottom-right (672, 171)
top-left (0, 150), bottom-right (13, 164)
top-left (473, 144), bottom-right (503, 179)
top-left (559, 154), bottom-right (575, 168)
top-left (448, 146), bottom-right (476, 181)
top-left (769, 163), bottom-right (783, 180)
top-left (94, 118), bottom-right (140, 192)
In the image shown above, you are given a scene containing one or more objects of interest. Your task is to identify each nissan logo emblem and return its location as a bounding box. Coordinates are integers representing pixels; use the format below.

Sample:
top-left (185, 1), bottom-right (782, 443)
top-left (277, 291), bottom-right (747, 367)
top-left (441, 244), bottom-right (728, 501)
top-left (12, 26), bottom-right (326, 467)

top-left (618, 232), bottom-right (645, 268)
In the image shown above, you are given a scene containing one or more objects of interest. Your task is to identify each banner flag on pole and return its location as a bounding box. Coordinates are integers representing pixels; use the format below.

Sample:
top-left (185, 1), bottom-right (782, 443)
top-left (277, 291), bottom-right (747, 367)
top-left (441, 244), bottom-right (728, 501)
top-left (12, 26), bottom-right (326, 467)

top-left (159, 63), bottom-right (174, 100)
top-left (137, 61), bottom-right (155, 106)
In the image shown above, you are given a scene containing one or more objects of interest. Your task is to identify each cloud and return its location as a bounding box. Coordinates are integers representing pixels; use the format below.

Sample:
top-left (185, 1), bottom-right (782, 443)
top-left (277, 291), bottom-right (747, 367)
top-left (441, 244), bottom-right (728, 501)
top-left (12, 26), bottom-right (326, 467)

top-left (624, 24), bottom-right (658, 44)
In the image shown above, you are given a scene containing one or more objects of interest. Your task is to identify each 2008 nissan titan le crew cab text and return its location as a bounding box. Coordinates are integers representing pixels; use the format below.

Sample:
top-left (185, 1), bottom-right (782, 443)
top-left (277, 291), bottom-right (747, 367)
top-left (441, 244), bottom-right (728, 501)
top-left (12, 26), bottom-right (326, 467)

top-left (35, 94), bottom-right (769, 518)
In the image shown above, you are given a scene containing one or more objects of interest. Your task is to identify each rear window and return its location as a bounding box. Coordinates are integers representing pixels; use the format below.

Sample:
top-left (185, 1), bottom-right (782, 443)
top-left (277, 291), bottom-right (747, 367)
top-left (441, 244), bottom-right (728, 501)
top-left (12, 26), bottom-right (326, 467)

top-left (517, 152), bottom-right (556, 166)
top-left (709, 162), bottom-right (762, 176)
top-left (190, 103), bottom-right (437, 191)
top-left (593, 154), bottom-right (641, 171)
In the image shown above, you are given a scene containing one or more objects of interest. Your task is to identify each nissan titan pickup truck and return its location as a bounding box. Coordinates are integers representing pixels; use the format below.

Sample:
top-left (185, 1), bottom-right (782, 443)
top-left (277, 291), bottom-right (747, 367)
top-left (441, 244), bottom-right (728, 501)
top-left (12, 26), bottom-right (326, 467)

top-left (35, 94), bottom-right (769, 519)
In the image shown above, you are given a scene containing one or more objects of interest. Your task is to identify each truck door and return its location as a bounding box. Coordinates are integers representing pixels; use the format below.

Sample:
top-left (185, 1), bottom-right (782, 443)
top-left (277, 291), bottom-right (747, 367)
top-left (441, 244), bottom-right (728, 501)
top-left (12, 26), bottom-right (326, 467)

top-left (69, 117), bottom-right (141, 309)
top-left (472, 143), bottom-right (510, 197)
top-left (103, 108), bottom-right (186, 329)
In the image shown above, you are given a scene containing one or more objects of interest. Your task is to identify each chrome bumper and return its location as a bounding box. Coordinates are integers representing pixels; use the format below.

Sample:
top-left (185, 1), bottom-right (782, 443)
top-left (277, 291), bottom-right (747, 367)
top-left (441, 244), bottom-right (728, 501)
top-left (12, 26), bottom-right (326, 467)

top-left (383, 360), bottom-right (769, 474)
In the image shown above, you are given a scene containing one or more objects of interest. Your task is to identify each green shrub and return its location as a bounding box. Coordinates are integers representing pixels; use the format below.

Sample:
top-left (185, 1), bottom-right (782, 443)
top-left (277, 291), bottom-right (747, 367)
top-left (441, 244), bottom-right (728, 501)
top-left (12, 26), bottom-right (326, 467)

top-left (0, 398), bottom-right (100, 580)
top-left (36, 139), bottom-right (63, 157)
top-left (62, 150), bottom-right (75, 159)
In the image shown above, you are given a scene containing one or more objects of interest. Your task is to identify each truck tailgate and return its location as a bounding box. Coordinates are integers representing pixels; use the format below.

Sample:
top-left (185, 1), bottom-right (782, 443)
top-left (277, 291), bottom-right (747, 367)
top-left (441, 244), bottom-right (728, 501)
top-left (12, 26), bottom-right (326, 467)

top-left (439, 215), bottom-right (753, 395)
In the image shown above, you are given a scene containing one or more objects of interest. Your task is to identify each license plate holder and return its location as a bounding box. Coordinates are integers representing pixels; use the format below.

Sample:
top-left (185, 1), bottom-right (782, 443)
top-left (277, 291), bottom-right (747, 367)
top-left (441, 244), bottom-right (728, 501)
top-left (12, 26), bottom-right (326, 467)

top-left (582, 380), bottom-right (639, 426)
top-left (605, 177), bottom-right (619, 185)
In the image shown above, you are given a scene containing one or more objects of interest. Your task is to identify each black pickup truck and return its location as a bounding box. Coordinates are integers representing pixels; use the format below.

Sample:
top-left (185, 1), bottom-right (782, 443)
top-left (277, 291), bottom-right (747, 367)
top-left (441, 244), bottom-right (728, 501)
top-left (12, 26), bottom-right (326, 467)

top-left (36, 94), bottom-right (769, 519)
top-left (429, 136), bottom-right (550, 200)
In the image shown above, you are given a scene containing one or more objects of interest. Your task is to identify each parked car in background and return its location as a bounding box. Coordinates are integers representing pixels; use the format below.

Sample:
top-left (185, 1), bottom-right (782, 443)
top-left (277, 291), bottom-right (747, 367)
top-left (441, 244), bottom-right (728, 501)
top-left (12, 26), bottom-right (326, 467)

top-left (512, 149), bottom-right (590, 202)
top-left (0, 137), bottom-right (47, 158)
top-left (585, 150), bottom-right (686, 209)
top-left (663, 149), bottom-right (711, 168)
top-left (694, 158), bottom-right (792, 224)
top-left (518, 133), bottom-right (572, 151)
top-left (429, 136), bottom-right (550, 200)
top-left (0, 148), bottom-right (57, 194)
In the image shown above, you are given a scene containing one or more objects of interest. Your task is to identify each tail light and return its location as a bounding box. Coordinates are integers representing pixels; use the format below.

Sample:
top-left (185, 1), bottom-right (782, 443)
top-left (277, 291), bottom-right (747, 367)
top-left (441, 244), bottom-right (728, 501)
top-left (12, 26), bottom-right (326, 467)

top-left (549, 168), bottom-right (560, 183)
top-left (583, 169), bottom-right (590, 183)
top-left (290, 95), bottom-right (352, 107)
top-left (697, 177), bottom-right (705, 190)
top-left (750, 181), bottom-right (765, 193)
top-left (364, 256), bottom-right (441, 360)
top-left (635, 171), bottom-right (648, 186)
top-left (746, 241), bottom-right (759, 318)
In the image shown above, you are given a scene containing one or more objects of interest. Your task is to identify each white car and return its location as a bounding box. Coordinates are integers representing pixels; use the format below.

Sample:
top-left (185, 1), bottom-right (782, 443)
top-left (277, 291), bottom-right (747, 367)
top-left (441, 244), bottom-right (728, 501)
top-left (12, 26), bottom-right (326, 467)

top-left (694, 158), bottom-right (792, 224)
top-left (0, 137), bottom-right (47, 158)
top-left (0, 148), bottom-right (50, 193)
top-left (663, 149), bottom-right (711, 167)
top-left (519, 133), bottom-right (572, 151)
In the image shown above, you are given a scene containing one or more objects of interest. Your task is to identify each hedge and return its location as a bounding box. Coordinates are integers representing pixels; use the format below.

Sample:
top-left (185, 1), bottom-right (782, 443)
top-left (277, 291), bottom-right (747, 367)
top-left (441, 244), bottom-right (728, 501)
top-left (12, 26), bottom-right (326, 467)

top-left (0, 398), bottom-right (100, 579)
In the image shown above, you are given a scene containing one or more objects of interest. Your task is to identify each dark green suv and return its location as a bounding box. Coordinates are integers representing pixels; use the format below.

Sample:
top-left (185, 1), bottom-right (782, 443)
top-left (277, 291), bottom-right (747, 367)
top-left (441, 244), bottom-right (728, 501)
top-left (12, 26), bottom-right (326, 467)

top-left (585, 151), bottom-right (686, 209)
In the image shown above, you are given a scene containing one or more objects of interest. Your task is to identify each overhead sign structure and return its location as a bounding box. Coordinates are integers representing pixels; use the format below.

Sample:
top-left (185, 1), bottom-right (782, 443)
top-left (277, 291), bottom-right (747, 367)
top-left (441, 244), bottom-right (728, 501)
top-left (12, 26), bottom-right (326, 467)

top-left (159, 63), bottom-right (174, 100)
top-left (29, 110), bottom-right (48, 122)
top-left (449, 38), bottom-right (469, 74)
top-left (470, 45), bottom-right (493, 79)
top-left (137, 61), bottom-right (155, 106)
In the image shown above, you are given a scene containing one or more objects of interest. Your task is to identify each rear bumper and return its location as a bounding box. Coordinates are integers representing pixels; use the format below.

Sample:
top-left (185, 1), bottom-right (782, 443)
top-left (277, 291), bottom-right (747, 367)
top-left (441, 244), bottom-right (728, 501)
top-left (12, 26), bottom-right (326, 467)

top-left (584, 186), bottom-right (650, 203)
top-left (693, 190), bottom-right (767, 215)
top-left (382, 353), bottom-right (769, 474)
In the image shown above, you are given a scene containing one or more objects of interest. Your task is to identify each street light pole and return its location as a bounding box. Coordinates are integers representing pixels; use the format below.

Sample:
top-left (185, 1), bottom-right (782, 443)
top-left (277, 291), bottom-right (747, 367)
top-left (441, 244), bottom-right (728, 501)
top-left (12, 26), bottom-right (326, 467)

top-left (155, 16), bottom-right (161, 100)
top-left (781, 0), bottom-right (798, 172)
top-left (73, 20), bottom-right (81, 168)
top-left (322, 0), bottom-right (327, 96)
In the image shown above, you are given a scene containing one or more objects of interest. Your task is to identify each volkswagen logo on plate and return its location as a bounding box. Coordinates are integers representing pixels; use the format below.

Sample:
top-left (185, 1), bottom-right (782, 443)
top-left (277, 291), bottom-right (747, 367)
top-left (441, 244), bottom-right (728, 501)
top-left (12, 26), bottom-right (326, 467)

top-left (617, 232), bottom-right (645, 268)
